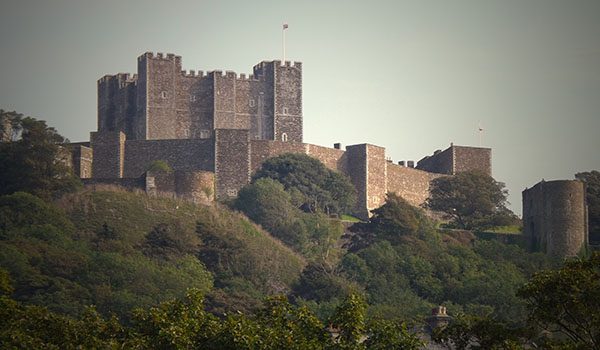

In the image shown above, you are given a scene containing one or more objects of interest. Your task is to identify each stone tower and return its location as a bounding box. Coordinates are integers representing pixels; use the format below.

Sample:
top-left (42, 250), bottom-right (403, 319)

top-left (97, 52), bottom-right (302, 143)
top-left (522, 180), bottom-right (588, 257)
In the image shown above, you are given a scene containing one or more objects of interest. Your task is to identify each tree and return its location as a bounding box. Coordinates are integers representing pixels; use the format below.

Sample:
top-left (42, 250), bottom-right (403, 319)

top-left (253, 153), bottom-right (356, 215)
top-left (425, 171), bottom-right (516, 230)
top-left (347, 193), bottom-right (433, 251)
top-left (0, 110), bottom-right (80, 200)
top-left (517, 252), bottom-right (600, 349)
top-left (432, 314), bottom-right (529, 350)
top-left (369, 193), bottom-right (431, 238)
top-left (146, 160), bottom-right (173, 174)
top-left (575, 170), bottom-right (600, 244)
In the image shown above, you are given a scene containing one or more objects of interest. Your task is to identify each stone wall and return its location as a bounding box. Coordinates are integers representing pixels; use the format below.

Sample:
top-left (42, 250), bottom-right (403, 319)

top-left (90, 131), bottom-right (125, 178)
top-left (175, 171), bottom-right (214, 203)
top-left (416, 145), bottom-right (491, 176)
top-left (273, 61), bottom-right (303, 142)
top-left (249, 140), bottom-right (308, 172)
top-left (144, 53), bottom-right (182, 140)
top-left (306, 144), bottom-right (347, 173)
top-left (387, 164), bottom-right (443, 208)
top-left (237, 75), bottom-right (273, 140)
top-left (97, 73), bottom-right (137, 137)
top-left (82, 177), bottom-right (145, 191)
top-left (123, 138), bottom-right (214, 178)
top-left (68, 144), bottom-right (93, 179)
top-left (453, 146), bottom-right (491, 175)
top-left (99, 53), bottom-right (302, 144)
top-left (215, 129), bottom-right (250, 199)
top-left (345, 145), bottom-right (368, 218)
top-left (145, 170), bottom-right (214, 204)
top-left (344, 144), bottom-right (387, 219)
top-left (416, 147), bottom-right (453, 174)
top-left (364, 145), bottom-right (387, 215)
top-left (523, 180), bottom-right (588, 257)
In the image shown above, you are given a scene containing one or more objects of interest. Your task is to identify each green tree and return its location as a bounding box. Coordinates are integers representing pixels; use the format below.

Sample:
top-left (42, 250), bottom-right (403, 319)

top-left (369, 193), bottom-right (425, 236)
top-left (432, 314), bottom-right (529, 350)
top-left (0, 110), bottom-right (80, 200)
top-left (234, 178), bottom-right (307, 248)
top-left (517, 252), bottom-right (600, 349)
top-left (425, 171), bottom-right (517, 230)
top-left (146, 159), bottom-right (173, 174)
top-left (366, 319), bottom-right (424, 350)
top-left (253, 153), bottom-right (356, 215)
top-left (575, 170), bottom-right (600, 244)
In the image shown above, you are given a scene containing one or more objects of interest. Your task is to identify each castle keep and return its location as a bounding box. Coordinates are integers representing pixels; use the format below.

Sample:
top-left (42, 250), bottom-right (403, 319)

top-left (70, 52), bottom-right (492, 219)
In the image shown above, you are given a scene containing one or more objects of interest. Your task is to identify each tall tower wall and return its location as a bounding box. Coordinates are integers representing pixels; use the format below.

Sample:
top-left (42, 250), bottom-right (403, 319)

top-left (214, 129), bottom-right (250, 199)
top-left (274, 61), bottom-right (302, 142)
top-left (97, 74), bottom-right (137, 137)
top-left (417, 144), bottom-right (491, 176)
top-left (140, 53), bottom-right (182, 140)
top-left (523, 180), bottom-right (588, 257)
top-left (90, 131), bottom-right (126, 178)
top-left (345, 144), bottom-right (387, 219)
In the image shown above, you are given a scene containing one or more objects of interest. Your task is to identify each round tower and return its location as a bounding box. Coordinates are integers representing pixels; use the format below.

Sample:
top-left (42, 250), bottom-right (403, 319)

top-left (523, 180), bottom-right (588, 257)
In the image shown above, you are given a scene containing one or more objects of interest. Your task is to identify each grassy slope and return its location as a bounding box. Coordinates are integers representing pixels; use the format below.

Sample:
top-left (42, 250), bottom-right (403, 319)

top-left (58, 189), bottom-right (306, 296)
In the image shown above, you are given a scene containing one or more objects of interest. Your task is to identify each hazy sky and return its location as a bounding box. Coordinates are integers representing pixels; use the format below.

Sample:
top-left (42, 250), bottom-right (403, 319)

top-left (1, 0), bottom-right (599, 213)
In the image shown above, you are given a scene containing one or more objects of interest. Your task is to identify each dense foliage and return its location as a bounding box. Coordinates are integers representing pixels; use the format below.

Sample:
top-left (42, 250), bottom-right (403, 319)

top-left (293, 195), bottom-right (553, 324)
top-left (426, 171), bottom-right (518, 230)
top-left (0, 189), bottom-right (306, 320)
top-left (3, 113), bottom-right (592, 349)
top-left (0, 271), bottom-right (424, 350)
top-left (518, 252), bottom-right (600, 349)
top-left (234, 178), bottom-right (344, 261)
top-left (434, 253), bottom-right (600, 349)
top-left (576, 170), bottom-right (600, 244)
top-left (252, 153), bottom-right (357, 215)
top-left (0, 191), bottom-right (213, 320)
top-left (0, 110), bottom-right (80, 200)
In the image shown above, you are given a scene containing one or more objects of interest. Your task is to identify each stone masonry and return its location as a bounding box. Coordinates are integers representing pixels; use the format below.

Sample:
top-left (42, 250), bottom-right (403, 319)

top-left (70, 52), bottom-right (495, 219)
top-left (523, 180), bottom-right (588, 257)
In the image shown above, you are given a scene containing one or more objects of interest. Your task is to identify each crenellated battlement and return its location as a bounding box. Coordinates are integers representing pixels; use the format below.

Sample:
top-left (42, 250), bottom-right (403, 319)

top-left (138, 51), bottom-right (181, 62)
top-left (236, 73), bottom-right (258, 81)
top-left (98, 73), bottom-right (137, 85)
top-left (181, 70), bottom-right (205, 78)
top-left (273, 60), bottom-right (302, 69)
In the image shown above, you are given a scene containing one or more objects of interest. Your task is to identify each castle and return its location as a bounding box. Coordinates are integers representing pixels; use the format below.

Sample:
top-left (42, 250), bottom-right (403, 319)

top-left (67, 52), bottom-right (492, 220)
top-left (54, 52), bottom-right (587, 256)
top-left (64, 52), bottom-right (588, 257)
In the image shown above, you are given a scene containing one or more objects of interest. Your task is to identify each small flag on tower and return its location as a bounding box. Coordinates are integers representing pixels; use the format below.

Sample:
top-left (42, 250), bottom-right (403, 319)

top-left (283, 23), bottom-right (288, 30)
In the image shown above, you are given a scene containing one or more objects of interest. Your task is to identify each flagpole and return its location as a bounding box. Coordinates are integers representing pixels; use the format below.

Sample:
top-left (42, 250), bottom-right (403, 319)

top-left (282, 23), bottom-right (288, 63)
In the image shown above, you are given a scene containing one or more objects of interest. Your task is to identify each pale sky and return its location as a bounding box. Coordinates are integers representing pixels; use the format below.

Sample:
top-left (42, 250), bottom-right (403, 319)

top-left (1, 0), bottom-right (599, 214)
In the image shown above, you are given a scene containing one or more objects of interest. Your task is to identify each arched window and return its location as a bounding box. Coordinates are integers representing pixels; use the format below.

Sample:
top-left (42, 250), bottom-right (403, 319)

top-left (281, 133), bottom-right (288, 142)
top-left (160, 91), bottom-right (168, 99)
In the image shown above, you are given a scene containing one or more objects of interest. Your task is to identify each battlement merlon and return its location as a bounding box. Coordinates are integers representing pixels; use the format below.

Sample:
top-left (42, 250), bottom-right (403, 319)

top-left (138, 51), bottom-right (182, 62)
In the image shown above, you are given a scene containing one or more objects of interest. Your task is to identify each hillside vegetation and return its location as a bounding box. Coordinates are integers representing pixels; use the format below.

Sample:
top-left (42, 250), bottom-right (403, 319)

top-left (0, 189), bottom-right (305, 319)
top-left (3, 112), bottom-right (599, 348)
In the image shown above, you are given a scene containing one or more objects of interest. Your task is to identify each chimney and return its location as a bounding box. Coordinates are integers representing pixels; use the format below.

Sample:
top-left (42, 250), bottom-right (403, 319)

top-left (426, 306), bottom-right (452, 331)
